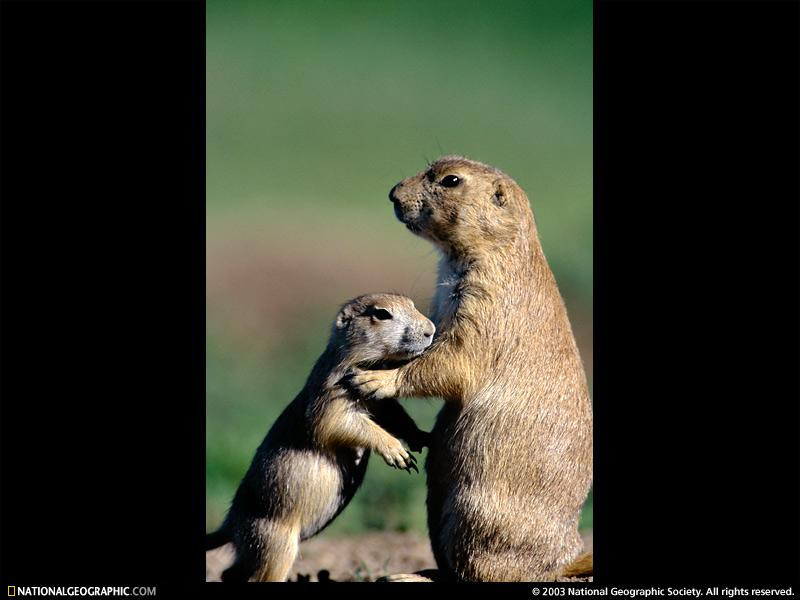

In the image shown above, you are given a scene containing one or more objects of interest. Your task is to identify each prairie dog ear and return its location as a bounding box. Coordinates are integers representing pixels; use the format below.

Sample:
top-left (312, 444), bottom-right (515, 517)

top-left (492, 179), bottom-right (509, 207)
top-left (335, 305), bottom-right (356, 329)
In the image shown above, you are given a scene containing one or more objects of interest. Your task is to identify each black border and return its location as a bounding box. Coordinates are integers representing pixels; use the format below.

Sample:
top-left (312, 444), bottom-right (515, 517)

top-left (595, 0), bottom-right (799, 586)
top-left (0, 0), bottom-right (206, 588)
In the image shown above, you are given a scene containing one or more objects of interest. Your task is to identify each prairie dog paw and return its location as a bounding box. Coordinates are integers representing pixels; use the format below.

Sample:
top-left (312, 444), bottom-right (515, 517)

top-left (378, 436), bottom-right (418, 473)
top-left (406, 430), bottom-right (432, 453)
top-left (349, 368), bottom-right (400, 400)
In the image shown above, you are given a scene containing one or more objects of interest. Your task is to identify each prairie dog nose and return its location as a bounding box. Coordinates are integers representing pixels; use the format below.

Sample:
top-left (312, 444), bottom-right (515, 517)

top-left (422, 320), bottom-right (435, 339)
top-left (389, 183), bottom-right (401, 203)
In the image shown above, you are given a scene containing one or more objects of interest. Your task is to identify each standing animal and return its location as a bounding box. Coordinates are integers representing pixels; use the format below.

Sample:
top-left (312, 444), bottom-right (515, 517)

top-left (206, 293), bottom-right (435, 582)
top-left (350, 156), bottom-right (593, 581)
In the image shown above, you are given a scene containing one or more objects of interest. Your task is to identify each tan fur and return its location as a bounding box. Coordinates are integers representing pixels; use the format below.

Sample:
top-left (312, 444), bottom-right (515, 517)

top-left (352, 156), bottom-right (593, 582)
top-left (251, 521), bottom-right (300, 582)
top-left (560, 552), bottom-right (593, 578)
top-left (207, 293), bottom-right (435, 582)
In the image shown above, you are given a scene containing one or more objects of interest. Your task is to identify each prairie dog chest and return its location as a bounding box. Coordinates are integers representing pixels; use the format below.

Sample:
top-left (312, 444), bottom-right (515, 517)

top-left (352, 446), bottom-right (366, 466)
top-left (432, 258), bottom-right (464, 326)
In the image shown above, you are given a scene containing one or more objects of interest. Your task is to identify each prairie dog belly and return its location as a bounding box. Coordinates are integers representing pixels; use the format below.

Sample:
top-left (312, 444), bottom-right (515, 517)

top-left (426, 395), bottom-right (589, 579)
top-left (281, 446), bottom-right (368, 540)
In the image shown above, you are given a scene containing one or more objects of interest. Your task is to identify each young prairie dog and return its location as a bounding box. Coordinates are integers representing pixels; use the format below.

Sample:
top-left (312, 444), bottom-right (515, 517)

top-left (351, 156), bottom-right (593, 581)
top-left (206, 293), bottom-right (435, 582)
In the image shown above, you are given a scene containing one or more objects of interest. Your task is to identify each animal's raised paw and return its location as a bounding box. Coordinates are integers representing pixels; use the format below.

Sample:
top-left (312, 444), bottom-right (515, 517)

top-left (346, 367), bottom-right (400, 400)
top-left (378, 436), bottom-right (417, 472)
top-left (406, 430), bottom-right (432, 453)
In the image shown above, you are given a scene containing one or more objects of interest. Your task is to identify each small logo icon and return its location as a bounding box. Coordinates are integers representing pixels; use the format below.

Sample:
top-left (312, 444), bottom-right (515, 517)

top-left (8, 587), bottom-right (15, 597)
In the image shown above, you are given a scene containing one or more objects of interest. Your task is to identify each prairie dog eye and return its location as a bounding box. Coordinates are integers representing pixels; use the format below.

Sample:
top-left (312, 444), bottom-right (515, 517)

top-left (440, 175), bottom-right (461, 188)
top-left (371, 308), bottom-right (393, 321)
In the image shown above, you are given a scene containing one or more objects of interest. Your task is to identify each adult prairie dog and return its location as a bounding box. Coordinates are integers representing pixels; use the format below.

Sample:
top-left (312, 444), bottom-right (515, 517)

top-left (207, 293), bottom-right (435, 582)
top-left (351, 157), bottom-right (593, 581)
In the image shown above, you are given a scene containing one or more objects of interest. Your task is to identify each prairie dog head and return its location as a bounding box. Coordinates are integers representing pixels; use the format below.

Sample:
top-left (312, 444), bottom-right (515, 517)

top-left (388, 155), bottom-right (531, 256)
top-left (332, 293), bottom-right (435, 365)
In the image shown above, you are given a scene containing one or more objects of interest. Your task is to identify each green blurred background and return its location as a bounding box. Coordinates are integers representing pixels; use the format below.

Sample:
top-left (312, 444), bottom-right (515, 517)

top-left (207, 0), bottom-right (592, 537)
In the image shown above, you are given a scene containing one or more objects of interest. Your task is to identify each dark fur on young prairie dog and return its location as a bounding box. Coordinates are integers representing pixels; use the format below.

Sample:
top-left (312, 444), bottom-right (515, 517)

top-left (206, 293), bottom-right (435, 582)
top-left (350, 157), bottom-right (593, 582)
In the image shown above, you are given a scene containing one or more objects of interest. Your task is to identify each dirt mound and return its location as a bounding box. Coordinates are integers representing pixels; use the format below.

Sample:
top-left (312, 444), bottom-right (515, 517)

top-left (206, 530), bottom-right (593, 582)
